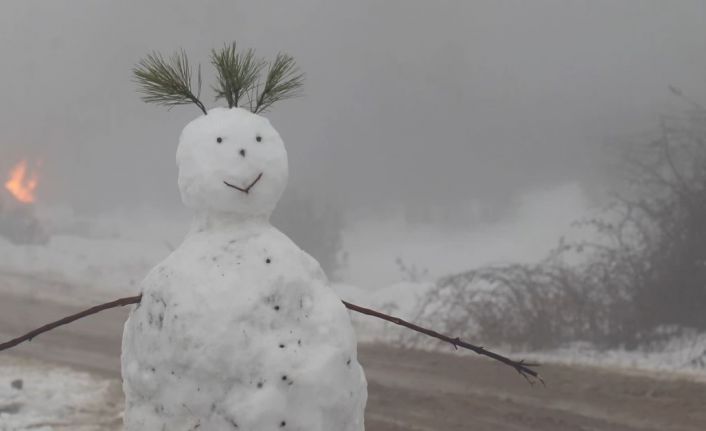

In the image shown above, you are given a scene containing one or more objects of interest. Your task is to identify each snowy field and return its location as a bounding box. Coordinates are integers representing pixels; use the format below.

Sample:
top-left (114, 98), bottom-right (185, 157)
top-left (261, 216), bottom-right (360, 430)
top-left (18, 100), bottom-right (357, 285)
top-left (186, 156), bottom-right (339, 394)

top-left (0, 356), bottom-right (122, 430)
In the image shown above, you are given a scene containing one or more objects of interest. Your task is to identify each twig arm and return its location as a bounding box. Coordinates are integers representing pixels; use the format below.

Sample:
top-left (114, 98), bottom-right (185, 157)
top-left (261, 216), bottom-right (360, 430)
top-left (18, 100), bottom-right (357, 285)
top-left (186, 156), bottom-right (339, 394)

top-left (0, 295), bottom-right (541, 384)
top-left (342, 301), bottom-right (542, 384)
top-left (0, 295), bottom-right (142, 352)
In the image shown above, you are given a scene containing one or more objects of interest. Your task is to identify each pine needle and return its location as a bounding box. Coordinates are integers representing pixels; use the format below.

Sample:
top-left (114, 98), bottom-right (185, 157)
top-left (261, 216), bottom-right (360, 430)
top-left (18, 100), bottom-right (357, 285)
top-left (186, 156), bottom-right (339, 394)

top-left (133, 50), bottom-right (207, 115)
top-left (253, 53), bottom-right (304, 114)
top-left (133, 44), bottom-right (304, 115)
top-left (211, 43), bottom-right (264, 108)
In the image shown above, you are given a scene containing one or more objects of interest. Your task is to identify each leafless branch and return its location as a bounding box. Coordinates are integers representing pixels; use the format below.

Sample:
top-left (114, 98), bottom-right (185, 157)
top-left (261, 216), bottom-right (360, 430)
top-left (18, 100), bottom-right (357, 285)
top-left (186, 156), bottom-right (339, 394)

top-left (0, 295), bottom-right (142, 352)
top-left (343, 300), bottom-right (542, 383)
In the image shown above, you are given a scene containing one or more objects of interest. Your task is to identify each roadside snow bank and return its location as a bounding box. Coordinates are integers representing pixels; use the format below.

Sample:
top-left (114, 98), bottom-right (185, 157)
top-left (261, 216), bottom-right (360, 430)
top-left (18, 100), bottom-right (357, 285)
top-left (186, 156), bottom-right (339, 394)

top-left (0, 356), bottom-right (122, 430)
top-left (0, 207), bottom-right (187, 300)
top-left (0, 235), bottom-right (166, 296)
top-left (523, 331), bottom-right (706, 379)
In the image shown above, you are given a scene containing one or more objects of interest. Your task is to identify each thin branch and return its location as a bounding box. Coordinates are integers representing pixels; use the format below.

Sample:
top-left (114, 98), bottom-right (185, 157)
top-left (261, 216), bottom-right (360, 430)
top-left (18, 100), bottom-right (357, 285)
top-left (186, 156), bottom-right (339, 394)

top-left (0, 295), bottom-right (142, 352)
top-left (342, 300), bottom-right (543, 383)
top-left (0, 295), bottom-right (542, 384)
top-left (223, 172), bottom-right (263, 194)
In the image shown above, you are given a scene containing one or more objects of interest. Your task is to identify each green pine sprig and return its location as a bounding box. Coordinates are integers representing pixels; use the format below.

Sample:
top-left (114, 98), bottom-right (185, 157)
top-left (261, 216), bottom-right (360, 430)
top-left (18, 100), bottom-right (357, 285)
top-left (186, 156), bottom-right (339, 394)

top-left (211, 43), bottom-right (264, 109)
top-left (133, 50), bottom-right (207, 115)
top-left (134, 43), bottom-right (304, 115)
top-left (252, 53), bottom-right (304, 114)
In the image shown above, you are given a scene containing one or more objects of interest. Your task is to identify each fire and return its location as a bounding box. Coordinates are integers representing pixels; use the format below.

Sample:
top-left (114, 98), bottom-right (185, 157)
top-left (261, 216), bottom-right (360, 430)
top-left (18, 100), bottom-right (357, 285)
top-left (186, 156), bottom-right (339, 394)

top-left (4, 160), bottom-right (39, 204)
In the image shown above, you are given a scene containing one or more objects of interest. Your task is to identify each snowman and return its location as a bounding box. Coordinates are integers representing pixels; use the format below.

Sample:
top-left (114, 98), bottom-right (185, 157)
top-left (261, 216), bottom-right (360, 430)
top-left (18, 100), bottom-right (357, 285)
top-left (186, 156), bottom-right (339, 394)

top-left (121, 47), bottom-right (367, 430)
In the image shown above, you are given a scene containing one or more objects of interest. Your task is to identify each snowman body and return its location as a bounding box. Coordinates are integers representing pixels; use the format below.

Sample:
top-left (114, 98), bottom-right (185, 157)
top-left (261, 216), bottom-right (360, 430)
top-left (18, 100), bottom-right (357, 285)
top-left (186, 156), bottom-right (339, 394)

top-left (121, 108), bottom-right (367, 430)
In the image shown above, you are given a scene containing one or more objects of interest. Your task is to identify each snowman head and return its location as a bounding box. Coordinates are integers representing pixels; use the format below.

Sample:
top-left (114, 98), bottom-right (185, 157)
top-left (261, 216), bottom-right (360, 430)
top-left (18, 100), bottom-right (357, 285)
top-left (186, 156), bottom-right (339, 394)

top-left (176, 107), bottom-right (288, 218)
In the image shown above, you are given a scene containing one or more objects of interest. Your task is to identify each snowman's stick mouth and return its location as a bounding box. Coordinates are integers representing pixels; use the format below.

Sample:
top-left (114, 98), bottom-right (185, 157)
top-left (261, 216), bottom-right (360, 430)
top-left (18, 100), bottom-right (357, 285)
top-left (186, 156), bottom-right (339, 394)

top-left (223, 172), bottom-right (263, 194)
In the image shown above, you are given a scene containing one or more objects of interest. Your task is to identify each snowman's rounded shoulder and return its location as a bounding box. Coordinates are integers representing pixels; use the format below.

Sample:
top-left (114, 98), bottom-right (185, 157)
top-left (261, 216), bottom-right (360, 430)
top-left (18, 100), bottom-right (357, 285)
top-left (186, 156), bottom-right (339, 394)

top-left (137, 225), bottom-right (329, 297)
top-left (258, 227), bottom-right (329, 282)
top-left (136, 252), bottom-right (183, 298)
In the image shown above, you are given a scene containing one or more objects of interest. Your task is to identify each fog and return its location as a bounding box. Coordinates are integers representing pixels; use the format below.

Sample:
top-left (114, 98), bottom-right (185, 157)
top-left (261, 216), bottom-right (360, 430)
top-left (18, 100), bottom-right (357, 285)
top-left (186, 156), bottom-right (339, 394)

top-left (1, 1), bottom-right (704, 217)
top-left (3, 5), bottom-right (706, 420)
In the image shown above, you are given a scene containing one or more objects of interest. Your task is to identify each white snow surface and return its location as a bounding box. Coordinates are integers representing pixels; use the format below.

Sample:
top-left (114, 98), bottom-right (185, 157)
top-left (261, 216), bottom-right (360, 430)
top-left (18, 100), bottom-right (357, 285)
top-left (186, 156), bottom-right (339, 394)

top-left (0, 356), bottom-right (120, 430)
top-left (522, 332), bottom-right (706, 381)
top-left (177, 107), bottom-right (288, 217)
top-left (121, 108), bottom-right (366, 431)
top-left (122, 218), bottom-right (367, 430)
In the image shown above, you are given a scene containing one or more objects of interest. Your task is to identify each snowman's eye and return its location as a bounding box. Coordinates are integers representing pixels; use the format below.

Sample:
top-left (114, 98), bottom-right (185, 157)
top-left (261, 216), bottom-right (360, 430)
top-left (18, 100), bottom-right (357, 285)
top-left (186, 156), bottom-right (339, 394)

top-left (216, 137), bottom-right (223, 144)
top-left (255, 135), bottom-right (262, 143)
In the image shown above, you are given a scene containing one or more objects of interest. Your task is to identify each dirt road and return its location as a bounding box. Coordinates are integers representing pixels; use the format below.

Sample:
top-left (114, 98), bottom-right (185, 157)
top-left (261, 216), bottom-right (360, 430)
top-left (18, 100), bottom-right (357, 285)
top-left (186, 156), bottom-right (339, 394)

top-left (2, 286), bottom-right (706, 430)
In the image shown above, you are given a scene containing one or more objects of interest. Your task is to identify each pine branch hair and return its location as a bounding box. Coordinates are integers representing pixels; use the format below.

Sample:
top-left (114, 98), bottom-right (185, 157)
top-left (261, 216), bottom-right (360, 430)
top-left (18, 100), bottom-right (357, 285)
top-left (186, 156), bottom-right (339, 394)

top-left (134, 43), bottom-right (304, 115)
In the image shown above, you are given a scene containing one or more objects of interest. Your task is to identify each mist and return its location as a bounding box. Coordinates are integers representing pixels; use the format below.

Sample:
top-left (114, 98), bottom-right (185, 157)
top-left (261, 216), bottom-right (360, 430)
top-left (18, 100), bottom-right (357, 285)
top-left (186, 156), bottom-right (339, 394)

top-left (1, 1), bottom-right (704, 215)
top-left (3, 4), bottom-right (706, 426)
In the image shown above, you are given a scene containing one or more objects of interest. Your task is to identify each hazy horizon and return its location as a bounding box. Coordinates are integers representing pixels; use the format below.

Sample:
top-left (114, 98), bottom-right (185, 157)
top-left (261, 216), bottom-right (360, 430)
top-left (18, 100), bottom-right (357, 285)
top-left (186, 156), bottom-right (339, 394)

top-left (1, 1), bottom-right (705, 221)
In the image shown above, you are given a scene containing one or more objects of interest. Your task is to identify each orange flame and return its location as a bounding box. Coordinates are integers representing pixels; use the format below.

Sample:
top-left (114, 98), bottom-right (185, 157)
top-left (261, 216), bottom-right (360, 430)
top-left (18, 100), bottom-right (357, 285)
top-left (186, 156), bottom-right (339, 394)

top-left (5, 160), bottom-right (39, 204)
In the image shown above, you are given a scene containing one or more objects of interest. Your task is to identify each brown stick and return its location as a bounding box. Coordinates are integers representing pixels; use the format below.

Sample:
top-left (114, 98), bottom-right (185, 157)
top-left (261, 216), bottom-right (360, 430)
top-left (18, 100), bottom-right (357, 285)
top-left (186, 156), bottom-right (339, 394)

top-left (0, 295), bottom-right (142, 352)
top-left (343, 301), bottom-right (542, 384)
top-left (0, 295), bottom-right (541, 383)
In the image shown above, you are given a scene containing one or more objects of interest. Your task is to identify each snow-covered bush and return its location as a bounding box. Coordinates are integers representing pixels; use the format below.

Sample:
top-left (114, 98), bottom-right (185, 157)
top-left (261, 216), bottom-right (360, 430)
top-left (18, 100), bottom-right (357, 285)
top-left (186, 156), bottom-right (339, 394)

top-left (412, 98), bottom-right (706, 350)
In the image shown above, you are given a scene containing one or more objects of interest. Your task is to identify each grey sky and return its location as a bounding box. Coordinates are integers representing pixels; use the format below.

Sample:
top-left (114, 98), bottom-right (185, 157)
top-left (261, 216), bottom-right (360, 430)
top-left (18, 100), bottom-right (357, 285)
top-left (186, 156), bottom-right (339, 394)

top-left (1, 1), bottom-right (705, 216)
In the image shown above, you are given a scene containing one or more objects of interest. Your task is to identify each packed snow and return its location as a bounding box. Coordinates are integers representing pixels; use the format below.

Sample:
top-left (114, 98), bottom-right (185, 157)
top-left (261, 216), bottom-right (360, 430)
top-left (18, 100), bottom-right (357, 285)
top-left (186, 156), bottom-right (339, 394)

top-left (0, 356), bottom-right (121, 431)
top-left (121, 108), bottom-right (366, 430)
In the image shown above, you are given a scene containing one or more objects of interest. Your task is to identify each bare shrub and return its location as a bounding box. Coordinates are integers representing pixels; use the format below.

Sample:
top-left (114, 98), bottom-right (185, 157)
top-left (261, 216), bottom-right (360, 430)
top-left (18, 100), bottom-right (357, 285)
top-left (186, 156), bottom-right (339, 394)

top-left (413, 96), bottom-right (706, 350)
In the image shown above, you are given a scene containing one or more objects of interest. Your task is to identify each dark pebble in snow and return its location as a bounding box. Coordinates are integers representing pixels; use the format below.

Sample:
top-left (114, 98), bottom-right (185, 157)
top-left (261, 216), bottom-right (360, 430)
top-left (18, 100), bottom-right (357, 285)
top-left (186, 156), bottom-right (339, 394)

top-left (0, 402), bottom-right (22, 414)
top-left (10, 379), bottom-right (22, 390)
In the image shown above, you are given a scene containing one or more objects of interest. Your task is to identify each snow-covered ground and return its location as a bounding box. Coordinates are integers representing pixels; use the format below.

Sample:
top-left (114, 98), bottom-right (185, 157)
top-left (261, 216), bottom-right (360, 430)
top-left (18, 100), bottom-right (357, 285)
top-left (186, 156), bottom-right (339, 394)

top-left (524, 332), bottom-right (706, 380)
top-left (0, 356), bottom-right (122, 430)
